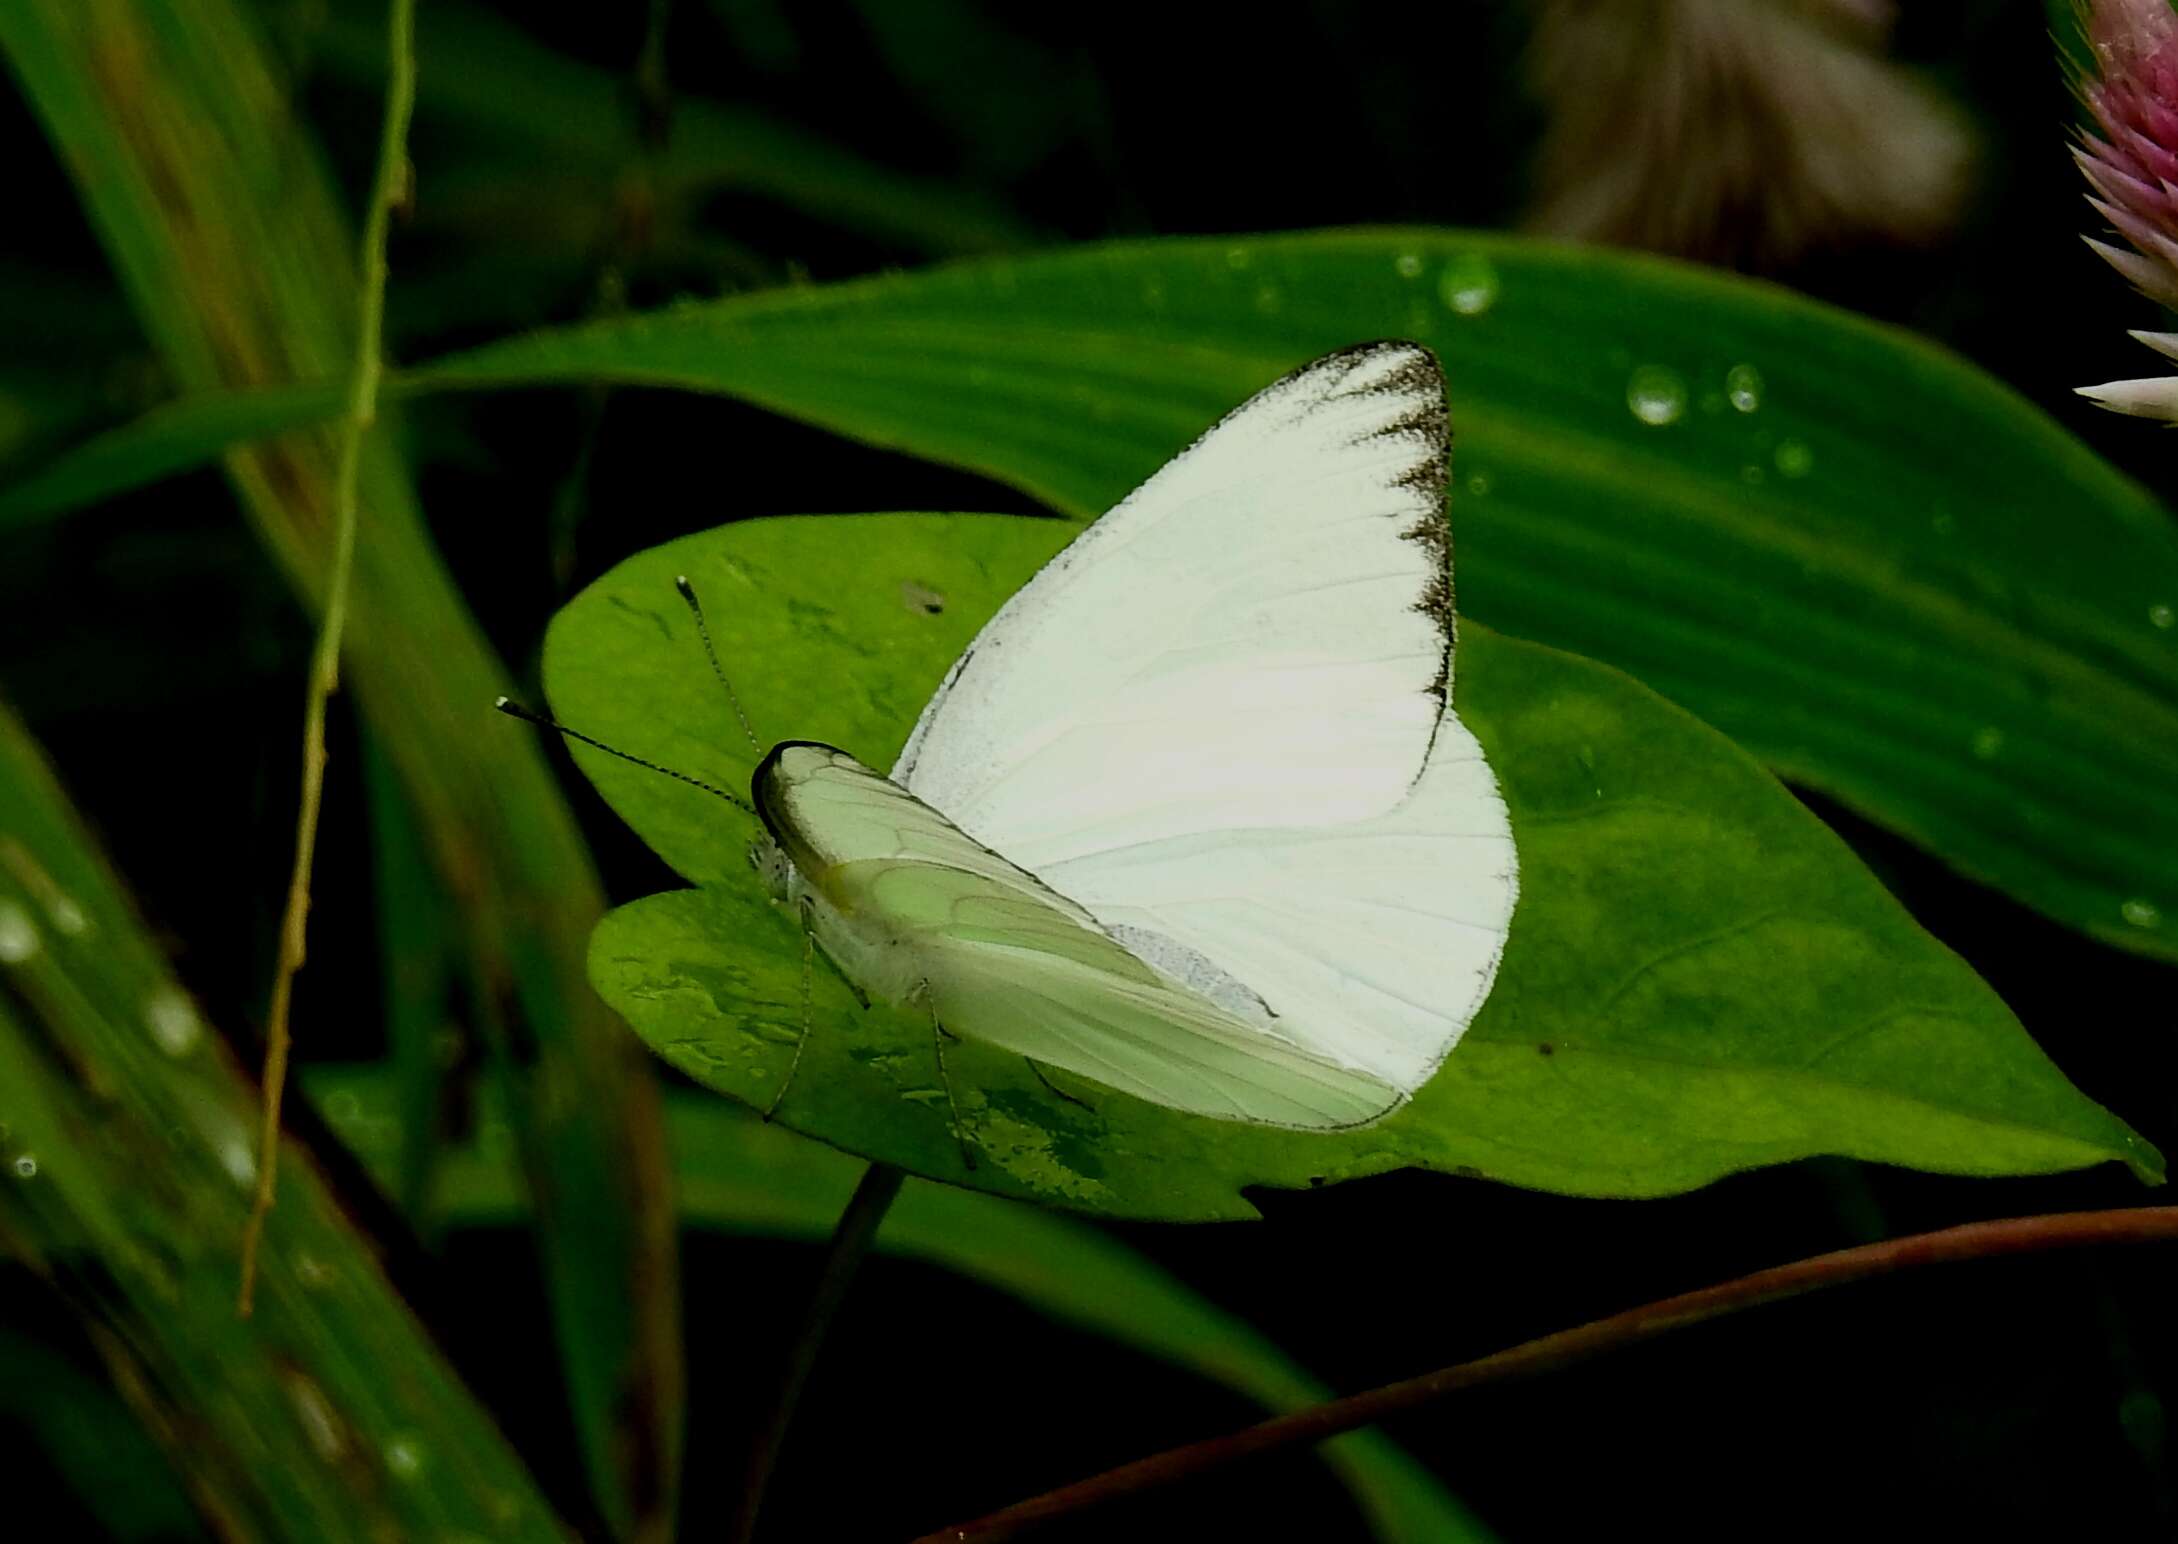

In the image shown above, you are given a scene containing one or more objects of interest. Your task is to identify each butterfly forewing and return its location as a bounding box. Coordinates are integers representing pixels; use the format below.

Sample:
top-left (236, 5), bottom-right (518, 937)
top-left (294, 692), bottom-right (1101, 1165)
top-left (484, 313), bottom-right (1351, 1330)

top-left (893, 342), bottom-right (1456, 869)
top-left (889, 342), bottom-right (1518, 1105)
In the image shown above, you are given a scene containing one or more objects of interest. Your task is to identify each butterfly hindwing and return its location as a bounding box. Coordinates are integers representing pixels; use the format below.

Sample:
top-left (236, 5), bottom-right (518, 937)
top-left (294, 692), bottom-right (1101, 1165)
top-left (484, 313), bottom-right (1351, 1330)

top-left (757, 743), bottom-right (1401, 1128)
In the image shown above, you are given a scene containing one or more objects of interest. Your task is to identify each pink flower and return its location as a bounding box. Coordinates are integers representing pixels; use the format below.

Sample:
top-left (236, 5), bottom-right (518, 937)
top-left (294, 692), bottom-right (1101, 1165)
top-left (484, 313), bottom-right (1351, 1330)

top-left (2075, 0), bottom-right (2178, 418)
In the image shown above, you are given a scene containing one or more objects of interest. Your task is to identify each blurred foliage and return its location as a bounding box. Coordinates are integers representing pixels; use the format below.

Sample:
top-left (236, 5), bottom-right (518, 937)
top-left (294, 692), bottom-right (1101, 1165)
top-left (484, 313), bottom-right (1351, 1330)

top-left (0, 0), bottom-right (682, 1534)
top-left (0, 1317), bottom-right (203, 1541)
top-left (0, 701), bottom-right (561, 1538)
top-left (307, 1062), bottom-right (1496, 1544)
top-left (0, 1), bottom-right (2173, 1539)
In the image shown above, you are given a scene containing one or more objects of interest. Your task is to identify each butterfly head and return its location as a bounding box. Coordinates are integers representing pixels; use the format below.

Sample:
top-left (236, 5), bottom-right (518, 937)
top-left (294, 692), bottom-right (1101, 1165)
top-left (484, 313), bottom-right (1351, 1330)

top-left (750, 835), bottom-right (794, 901)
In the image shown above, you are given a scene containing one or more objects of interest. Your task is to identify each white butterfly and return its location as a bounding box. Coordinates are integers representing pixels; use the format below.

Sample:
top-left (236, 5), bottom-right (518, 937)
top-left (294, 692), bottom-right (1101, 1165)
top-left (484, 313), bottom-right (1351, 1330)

top-left (739, 340), bottom-right (1518, 1135)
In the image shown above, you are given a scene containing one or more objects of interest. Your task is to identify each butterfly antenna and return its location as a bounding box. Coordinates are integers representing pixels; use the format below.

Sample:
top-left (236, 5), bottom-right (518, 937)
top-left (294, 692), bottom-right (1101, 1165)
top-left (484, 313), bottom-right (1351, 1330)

top-left (675, 575), bottom-right (763, 753)
top-left (495, 696), bottom-right (755, 815)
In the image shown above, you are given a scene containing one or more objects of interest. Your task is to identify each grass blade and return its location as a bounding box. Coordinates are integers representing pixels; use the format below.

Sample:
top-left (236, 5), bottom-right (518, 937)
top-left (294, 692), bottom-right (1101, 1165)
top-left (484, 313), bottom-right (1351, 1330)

top-left (0, 703), bottom-right (567, 1539)
top-left (0, 2), bottom-right (682, 1530)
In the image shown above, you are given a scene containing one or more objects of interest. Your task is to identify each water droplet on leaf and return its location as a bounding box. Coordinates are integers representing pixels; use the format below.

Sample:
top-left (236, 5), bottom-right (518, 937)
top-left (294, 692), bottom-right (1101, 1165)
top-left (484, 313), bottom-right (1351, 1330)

top-left (0, 903), bottom-right (38, 964)
top-left (384, 1434), bottom-right (427, 1480)
top-left (1437, 255), bottom-right (1499, 316)
top-left (1626, 366), bottom-right (1687, 426)
top-left (143, 988), bottom-right (201, 1056)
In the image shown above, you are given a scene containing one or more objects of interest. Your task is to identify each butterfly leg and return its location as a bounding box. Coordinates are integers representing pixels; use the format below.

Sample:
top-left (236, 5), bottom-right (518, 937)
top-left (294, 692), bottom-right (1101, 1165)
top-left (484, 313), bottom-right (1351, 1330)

top-left (925, 989), bottom-right (976, 1171)
top-left (1026, 1058), bottom-right (1095, 1112)
top-left (764, 898), bottom-right (820, 1119)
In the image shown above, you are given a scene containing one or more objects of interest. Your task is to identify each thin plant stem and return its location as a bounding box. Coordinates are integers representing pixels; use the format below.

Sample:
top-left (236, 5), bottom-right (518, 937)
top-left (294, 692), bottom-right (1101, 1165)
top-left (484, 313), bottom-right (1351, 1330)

top-left (916, 1204), bottom-right (2178, 1543)
top-left (635, 0), bottom-right (675, 151)
top-left (547, 0), bottom-right (675, 588)
top-left (237, 0), bottom-right (417, 1318)
top-left (733, 1161), bottom-right (907, 1544)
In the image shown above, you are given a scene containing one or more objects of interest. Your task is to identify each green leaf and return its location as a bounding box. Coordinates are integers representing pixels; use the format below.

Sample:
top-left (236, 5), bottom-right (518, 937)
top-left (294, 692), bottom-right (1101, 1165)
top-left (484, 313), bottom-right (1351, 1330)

top-left (362, 735), bottom-right (456, 1232)
top-left (307, 1066), bottom-right (1497, 1544)
top-left (0, 3), bottom-right (685, 1526)
top-left (0, 702), bottom-right (568, 1540)
top-left (0, 381), bottom-right (344, 531)
top-left (0, 1327), bottom-right (204, 1541)
top-left (16, 232), bottom-right (2178, 963)
top-left (542, 514), bottom-right (2157, 1220)
top-left (429, 233), bottom-right (2178, 963)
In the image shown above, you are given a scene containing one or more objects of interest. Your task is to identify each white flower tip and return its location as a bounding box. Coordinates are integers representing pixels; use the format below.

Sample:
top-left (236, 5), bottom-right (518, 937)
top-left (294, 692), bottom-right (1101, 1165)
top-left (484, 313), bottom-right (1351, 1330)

top-left (2084, 236), bottom-right (2178, 306)
top-left (2077, 375), bottom-right (2178, 419)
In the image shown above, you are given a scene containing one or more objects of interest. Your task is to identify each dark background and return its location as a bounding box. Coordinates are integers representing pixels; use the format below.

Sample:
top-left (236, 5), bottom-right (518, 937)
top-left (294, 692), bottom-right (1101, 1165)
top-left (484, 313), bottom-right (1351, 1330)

top-left (3, 0), bottom-right (2173, 1538)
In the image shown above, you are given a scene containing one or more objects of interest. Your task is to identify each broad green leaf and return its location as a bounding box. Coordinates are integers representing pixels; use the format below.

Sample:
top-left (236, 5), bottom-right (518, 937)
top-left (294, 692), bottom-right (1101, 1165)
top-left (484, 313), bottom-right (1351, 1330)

top-left (307, 1067), bottom-right (1496, 1544)
top-left (542, 515), bottom-right (2157, 1220)
top-left (14, 233), bottom-right (2178, 962)
top-left (425, 233), bottom-right (2178, 963)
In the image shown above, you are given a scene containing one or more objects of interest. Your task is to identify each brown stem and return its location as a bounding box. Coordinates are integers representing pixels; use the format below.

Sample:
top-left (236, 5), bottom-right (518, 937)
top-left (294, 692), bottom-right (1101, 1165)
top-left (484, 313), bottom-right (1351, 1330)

top-left (237, 0), bottom-right (415, 1317)
top-left (916, 1205), bottom-right (2178, 1544)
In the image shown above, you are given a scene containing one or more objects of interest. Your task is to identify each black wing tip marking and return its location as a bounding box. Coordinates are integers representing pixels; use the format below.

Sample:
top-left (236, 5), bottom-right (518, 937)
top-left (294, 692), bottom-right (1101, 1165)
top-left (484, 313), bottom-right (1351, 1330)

top-left (1085, 339), bottom-right (1464, 704)
top-left (1327, 344), bottom-right (1456, 702)
top-left (1312, 340), bottom-right (1449, 490)
top-left (1257, 338), bottom-right (1446, 413)
top-left (1278, 343), bottom-right (1461, 706)
top-left (1296, 341), bottom-right (1461, 735)
top-left (1161, 338), bottom-right (1443, 458)
top-left (1306, 337), bottom-right (1441, 382)
top-left (1130, 339), bottom-right (1449, 501)
top-left (1291, 345), bottom-right (1460, 701)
